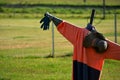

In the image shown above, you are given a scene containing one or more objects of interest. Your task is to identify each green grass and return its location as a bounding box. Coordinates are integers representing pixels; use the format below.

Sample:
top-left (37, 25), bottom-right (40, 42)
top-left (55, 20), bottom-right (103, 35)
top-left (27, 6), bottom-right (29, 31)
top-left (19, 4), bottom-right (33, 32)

top-left (0, 0), bottom-right (120, 6)
top-left (0, 18), bottom-right (120, 80)
top-left (0, 0), bottom-right (120, 18)
top-left (1, 7), bottom-right (120, 14)
top-left (1, 11), bottom-right (120, 19)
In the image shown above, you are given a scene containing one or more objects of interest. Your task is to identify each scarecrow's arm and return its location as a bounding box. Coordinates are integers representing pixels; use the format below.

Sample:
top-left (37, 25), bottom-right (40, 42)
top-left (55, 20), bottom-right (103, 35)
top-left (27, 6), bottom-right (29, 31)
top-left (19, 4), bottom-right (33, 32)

top-left (105, 40), bottom-right (120, 60)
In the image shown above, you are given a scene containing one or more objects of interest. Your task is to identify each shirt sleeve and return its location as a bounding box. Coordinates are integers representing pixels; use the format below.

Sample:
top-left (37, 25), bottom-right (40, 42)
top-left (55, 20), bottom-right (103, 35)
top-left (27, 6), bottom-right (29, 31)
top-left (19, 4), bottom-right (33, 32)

top-left (105, 40), bottom-right (120, 60)
top-left (57, 21), bottom-right (83, 44)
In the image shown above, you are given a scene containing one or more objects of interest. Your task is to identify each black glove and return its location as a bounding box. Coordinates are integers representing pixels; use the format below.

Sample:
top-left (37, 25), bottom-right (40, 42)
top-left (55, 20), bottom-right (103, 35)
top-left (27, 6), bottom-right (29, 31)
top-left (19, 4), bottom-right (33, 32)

top-left (40, 12), bottom-right (62, 30)
top-left (40, 12), bottom-right (51, 30)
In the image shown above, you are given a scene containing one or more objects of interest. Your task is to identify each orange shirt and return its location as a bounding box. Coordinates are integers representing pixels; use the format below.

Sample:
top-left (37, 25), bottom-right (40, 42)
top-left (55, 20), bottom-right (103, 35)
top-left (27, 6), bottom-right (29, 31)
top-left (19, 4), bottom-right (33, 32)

top-left (57, 21), bottom-right (120, 80)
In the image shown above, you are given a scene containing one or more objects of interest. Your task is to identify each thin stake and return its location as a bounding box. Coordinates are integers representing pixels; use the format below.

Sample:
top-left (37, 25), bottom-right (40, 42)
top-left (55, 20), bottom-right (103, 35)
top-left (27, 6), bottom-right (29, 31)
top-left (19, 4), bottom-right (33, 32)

top-left (51, 22), bottom-right (55, 57)
top-left (114, 12), bottom-right (117, 43)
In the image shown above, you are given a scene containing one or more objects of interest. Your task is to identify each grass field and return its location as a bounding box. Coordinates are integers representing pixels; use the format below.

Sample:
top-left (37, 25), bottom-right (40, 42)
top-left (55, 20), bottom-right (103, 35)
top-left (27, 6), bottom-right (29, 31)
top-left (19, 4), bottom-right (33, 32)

top-left (0, 0), bottom-right (120, 5)
top-left (0, 0), bottom-right (120, 80)
top-left (0, 18), bottom-right (120, 80)
top-left (0, 0), bottom-right (120, 18)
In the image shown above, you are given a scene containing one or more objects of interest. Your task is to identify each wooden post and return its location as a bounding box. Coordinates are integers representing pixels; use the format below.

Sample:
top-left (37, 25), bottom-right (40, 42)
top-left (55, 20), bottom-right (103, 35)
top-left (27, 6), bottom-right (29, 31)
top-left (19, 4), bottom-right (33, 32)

top-left (51, 22), bottom-right (55, 57)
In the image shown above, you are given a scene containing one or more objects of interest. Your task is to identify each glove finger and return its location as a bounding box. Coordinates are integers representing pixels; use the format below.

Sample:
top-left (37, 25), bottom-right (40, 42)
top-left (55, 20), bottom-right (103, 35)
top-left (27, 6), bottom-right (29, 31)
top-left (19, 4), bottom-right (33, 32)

top-left (45, 25), bottom-right (48, 30)
top-left (40, 23), bottom-right (44, 29)
top-left (40, 17), bottom-right (45, 23)
top-left (44, 23), bottom-right (49, 29)
top-left (46, 26), bottom-right (48, 30)
top-left (43, 25), bottom-right (47, 30)
top-left (48, 24), bottom-right (50, 29)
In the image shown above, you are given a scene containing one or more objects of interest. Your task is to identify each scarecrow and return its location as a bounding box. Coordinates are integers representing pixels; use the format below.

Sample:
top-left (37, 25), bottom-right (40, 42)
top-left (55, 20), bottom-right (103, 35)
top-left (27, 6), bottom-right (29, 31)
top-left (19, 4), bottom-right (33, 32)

top-left (40, 9), bottom-right (120, 80)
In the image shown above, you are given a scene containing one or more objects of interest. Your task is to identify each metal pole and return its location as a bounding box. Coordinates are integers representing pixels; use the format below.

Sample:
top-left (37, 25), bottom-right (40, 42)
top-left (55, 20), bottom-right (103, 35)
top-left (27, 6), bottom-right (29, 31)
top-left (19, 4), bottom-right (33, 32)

top-left (114, 12), bottom-right (117, 43)
top-left (51, 22), bottom-right (55, 57)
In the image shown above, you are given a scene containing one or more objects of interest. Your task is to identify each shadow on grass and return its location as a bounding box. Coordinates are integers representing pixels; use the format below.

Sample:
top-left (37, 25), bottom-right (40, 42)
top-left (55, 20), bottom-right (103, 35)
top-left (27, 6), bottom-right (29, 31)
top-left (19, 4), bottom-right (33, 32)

top-left (44, 52), bottom-right (73, 58)
top-left (11, 52), bottom-right (73, 59)
top-left (13, 55), bottom-right (43, 59)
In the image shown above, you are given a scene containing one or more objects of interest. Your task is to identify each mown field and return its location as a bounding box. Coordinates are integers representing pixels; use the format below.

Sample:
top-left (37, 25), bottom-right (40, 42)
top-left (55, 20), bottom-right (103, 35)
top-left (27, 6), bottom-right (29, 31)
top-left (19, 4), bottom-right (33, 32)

top-left (0, 0), bottom-right (120, 80)
top-left (0, 18), bottom-right (120, 80)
